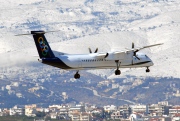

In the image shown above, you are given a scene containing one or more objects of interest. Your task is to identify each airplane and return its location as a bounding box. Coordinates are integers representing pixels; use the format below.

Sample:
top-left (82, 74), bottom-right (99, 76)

top-left (17, 31), bottom-right (163, 79)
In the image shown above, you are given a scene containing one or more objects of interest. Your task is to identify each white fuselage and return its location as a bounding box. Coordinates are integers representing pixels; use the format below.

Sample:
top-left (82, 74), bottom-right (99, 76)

top-left (50, 52), bottom-right (154, 70)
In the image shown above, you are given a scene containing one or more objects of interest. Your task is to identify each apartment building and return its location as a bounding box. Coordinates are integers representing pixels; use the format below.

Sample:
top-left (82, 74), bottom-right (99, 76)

top-left (25, 104), bottom-right (37, 117)
top-left (169, 106), bottom-right (180, 117)
top-left (9, 105), bottom-right (24, 116)
top-left (130, 104), bottom-right (146, 113)
top-left (70, 112), bottom-right (91, 121)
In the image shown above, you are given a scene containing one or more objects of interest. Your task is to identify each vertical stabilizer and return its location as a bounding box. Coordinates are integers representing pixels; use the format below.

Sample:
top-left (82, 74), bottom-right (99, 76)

top-left (31, 31), bottom-right (55, 58)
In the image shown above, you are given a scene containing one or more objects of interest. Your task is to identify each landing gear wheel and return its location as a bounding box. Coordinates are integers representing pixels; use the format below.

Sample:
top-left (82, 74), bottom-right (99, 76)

top-left (74, 73), bottom-right (80, 79)
top-left (115, 60), bottom-right (121, 75)
top-left (146, 68), bottom-right (150, 73)
top-left (115, 70), bottom-right (121, 75)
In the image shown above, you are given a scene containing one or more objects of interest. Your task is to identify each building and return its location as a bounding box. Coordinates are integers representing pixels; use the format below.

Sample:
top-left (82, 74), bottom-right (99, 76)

top-left (69, 105), bottom-right (85, 113)
top-left (148, 117), bottom-right (171, 121)
top-left (158, 101), bottom-right (169, 106)
top-left (130, 104), bottom-right (146, 113)
top-left (148, 104), bottom-right (164, 116)
top-left (62, 92), bottom-right (68, 100)
top-left (9, 105), bottom-right (24, 116)
top-left (25, 104), bottom-right (37, 109)
top-left (0, 108), bottom-right (9, 116)
top-left (25, 108), bottom-right (37, 117)
top-left (50, 112), bottom-right (58, 119)
top-left (172, 114), bottom-right (180, 121)
top-left (173, 90), bottom-right (180, 97)
top-left (129, 113), bottom-right (143, 121)
top-left (169, 106), bottom-right (180, 117)
top-left (111, 111), bottom-right (122, 120)
top-left (104, 105), bottom-right (117, 113)
top-left (118, 105), bottom-right (131, 118)
top-left (70, 112), bottom-right (91, 121)
top-left (25, 104), bottom-right (37, 117)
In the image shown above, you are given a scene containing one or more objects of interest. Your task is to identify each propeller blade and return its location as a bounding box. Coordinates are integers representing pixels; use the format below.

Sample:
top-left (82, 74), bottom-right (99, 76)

top-left (88, 48), bottom-right (92, 53)
top-left (89, 48), bottom-right (98, 53)
top-left (94, 48), bottom-right (98, 53)
top-left (135, 55), bottom-right (140, 60)
top-left (104, 53), bottom-right (109, 58)
top-left (133, 51), bottom-right (140, 60)
top-left (133, 45), bottom-right (140, 60)
top-left (132, 42), bottom-right (134, 49)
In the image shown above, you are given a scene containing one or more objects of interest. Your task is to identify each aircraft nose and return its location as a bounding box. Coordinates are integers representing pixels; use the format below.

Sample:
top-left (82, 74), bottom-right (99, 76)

top-left (150, 61), bottom-right (154, 66)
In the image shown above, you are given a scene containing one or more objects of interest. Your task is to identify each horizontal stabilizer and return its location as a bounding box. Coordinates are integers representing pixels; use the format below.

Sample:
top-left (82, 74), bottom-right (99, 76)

top-left (15, 30), bottom-right (60, 36)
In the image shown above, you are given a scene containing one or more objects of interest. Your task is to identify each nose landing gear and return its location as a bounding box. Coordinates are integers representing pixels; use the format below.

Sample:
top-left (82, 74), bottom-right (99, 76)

top-left (74, 71), bottom-right (80, 79)
top-left (146, 67), bottom-right (150, 73)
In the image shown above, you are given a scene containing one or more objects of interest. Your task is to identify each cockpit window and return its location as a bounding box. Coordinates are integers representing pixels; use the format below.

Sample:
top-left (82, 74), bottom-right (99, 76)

top-left (145, 55), bottom-right (148, 58)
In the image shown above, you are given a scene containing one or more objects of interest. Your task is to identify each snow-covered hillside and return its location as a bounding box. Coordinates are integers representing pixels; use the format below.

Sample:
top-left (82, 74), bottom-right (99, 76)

top-left (0, 0), bottom-right (180, 78)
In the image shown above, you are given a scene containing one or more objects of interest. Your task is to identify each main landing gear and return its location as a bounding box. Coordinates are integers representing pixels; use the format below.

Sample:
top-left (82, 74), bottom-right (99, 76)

top-left (74, 71), bottom-right (80, 79)
top-left (146, 67), bottom-right (150, 73)
top-left (115, 60), bottom-right (121, 75)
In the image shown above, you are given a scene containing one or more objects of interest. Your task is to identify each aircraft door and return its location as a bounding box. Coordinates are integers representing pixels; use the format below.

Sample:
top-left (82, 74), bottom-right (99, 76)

top-left (78, 58), bottom-right (82, 68)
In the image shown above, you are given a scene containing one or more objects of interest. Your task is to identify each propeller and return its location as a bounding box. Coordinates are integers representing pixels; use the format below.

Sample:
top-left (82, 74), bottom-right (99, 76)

top-left (132, 42), bottom-right (134, 49)
top-left (132, 42), bottom-right (140, 60)
top-left (88, 48), bottom-right (92, 53)
top-left (94, 48), bottom-right (98, 53)
top-left (88, 48), bottom-right (98, 53)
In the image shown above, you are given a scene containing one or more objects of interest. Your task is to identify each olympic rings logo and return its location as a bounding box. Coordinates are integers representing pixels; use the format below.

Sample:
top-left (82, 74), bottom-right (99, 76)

top-left (38, 37), bottom-right (49, 56)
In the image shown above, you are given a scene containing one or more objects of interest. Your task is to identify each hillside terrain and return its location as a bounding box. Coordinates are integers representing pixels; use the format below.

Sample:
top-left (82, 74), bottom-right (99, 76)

top-left (0, 68), bottom-right (179, 107)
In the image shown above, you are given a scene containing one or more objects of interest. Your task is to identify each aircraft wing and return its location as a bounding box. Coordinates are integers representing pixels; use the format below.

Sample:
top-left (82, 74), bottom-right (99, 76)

top-left (94, 43), bottom-right (163, 60)
top-left (125, 43), bottom-right (164, 52)
top-left (136, 43), bottom-right (164, 51)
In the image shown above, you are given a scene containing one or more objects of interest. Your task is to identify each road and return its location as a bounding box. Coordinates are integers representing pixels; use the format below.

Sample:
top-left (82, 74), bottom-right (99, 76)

top-left (82, 87), bottom-right (136, 104)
